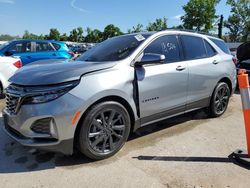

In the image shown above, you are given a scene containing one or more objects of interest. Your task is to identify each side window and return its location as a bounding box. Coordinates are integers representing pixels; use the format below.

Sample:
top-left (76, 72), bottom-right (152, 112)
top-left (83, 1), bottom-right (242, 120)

top-left (52, 43), bottom-right (61, 50)
top-left (181, 35), bottom-right (207, 60)
top-left (36, 42), bottom-right (54, 52)
top-left (204, 40), bottom-right (217, 57)
top-left (144, 35), bottom-right (181, 63)
top-left (9, 42), bottom-right (31, 53)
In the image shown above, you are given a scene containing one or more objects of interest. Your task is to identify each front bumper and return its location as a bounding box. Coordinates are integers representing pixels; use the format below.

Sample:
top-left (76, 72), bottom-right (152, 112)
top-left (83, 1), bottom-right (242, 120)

top-left (2, 93), bottom-right (84, 155)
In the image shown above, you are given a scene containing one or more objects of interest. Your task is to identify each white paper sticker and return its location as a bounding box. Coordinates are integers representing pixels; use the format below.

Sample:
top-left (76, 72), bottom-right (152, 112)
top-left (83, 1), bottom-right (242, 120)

top-left (134, 34), bottom-right (145, 42)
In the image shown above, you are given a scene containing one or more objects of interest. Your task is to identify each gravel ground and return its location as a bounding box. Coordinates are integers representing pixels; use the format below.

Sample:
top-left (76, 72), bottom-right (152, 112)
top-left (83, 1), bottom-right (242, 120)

top-left (0, 94), bottom-right (249, 188)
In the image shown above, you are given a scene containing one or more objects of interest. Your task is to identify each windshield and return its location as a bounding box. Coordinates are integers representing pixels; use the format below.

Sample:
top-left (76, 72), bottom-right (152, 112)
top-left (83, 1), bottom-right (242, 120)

top-left (0, 42), bottom-right (10, 50)
top-left (77, 34), bottom-right (152, 62)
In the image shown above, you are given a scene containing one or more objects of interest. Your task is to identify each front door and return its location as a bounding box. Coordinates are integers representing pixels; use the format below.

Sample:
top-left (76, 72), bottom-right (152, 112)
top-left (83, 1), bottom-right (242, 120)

top-left (136, 35), bottom-right (188, 124)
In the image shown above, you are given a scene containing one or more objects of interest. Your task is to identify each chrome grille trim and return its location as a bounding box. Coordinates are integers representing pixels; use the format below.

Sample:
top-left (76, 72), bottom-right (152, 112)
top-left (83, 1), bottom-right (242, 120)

top-left (5, 85), bottom-right (25, 114)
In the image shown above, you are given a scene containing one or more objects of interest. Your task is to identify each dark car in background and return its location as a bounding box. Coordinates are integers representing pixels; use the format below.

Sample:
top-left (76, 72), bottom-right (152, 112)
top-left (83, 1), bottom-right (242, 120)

top-left (236, 42), bottom-right (250, 77)
top-left (0, 39), bottom-right (74, 65)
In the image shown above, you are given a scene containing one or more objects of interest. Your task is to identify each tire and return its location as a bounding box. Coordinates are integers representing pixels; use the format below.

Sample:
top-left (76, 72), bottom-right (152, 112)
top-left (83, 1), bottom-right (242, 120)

top-left (208, 82), bottom-right (231, 118)
top-left (78, 101), bottom-right (131, 160)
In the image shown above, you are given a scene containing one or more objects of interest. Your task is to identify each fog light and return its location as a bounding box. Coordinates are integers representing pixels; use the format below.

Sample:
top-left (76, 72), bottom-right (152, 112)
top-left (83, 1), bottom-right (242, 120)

top-left (30, 118), bottom-right (58, 138)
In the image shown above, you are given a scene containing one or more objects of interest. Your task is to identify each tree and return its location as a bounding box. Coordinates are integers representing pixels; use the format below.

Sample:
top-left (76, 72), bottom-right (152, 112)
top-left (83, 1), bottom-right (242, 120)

top-left (23, 30), bottom-right (44, 40)
top-left (225, 0), bottom-right (250, 42)
top-left (224, 15), bottom-right (242, 42)
top-left (0, 34), bottom-right (20, 41)
top-left (102, 24), bottom-right (123, 40)
top-left (181, 0), bottom-right (220, 32)
top-left (146, 17), bottom-right (167, 31)
top-left (47, 28), bottom-right (60, 41)
top-left (60, 33), bottom-right (68, 41)
top-left (128, 24), bottom-right (144, 33)
top-left (85, 27), bottom-right (103, 43)
top-left (68, 27), bottom-right (84, 42)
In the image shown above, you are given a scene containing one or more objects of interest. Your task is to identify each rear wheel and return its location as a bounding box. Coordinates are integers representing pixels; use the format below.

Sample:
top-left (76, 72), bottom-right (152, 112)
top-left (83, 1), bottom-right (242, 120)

top-left (208, 82), bottom-right (230, 117)
top-left (78, 101), bottom-right (131, 160)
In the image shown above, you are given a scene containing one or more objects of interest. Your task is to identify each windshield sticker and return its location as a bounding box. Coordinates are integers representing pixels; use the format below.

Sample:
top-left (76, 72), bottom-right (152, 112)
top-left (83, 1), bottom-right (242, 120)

top-left (134, 34), bottom-right (145, 42)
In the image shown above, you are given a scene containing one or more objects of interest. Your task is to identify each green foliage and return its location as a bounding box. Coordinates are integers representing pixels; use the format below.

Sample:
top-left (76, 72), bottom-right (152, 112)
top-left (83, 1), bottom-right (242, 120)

top-left (181, 0), bottom-right (220, 32)
top-left (46, 28), bottom-right (61, 41)
top-left (60, 33), bottom-right (68, 41)
top-left (146, 17), bottom-right (167, 31)
top-left (102, 24), bottom-right (123, 40)
top-left (128, 24), bottom-right (144, 33)
top-left (23, 30), bottom-right (44, 40)
top-left (68, 27), bottom-right (84, 42)
top-left (85, 28), bottom-right (103, 43)
top-left (225, 0), bottom-right (250, 42)
top-left (0, 34), bottom-right (20, 41)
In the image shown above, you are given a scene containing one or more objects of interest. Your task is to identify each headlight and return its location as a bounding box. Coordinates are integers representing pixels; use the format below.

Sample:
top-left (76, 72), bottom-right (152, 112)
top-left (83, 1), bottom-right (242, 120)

top-left (23, 80), bottom-right (80, 104)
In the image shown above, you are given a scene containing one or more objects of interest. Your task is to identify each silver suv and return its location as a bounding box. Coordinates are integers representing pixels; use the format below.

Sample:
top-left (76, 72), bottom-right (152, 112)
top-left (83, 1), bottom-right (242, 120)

top-left (3, 30), bottom-right (236, 160)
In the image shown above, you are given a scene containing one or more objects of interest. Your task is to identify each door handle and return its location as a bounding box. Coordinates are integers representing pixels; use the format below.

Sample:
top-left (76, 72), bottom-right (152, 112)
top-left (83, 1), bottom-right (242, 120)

top-left (27, 56), bottom-right (32, 59)
top-left (212, 60), bottom-right (219, 65)
top-left (176, 66), bottom-right (186, 71)
top-left (52, 53), bottom-right (57, 56)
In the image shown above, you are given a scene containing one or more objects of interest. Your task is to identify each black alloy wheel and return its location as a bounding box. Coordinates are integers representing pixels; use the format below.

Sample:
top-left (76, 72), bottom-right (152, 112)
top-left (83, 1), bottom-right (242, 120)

top-left (209, 82), bottom-right (230, 117)
top-left (78, 101), bottom-right (131, 160)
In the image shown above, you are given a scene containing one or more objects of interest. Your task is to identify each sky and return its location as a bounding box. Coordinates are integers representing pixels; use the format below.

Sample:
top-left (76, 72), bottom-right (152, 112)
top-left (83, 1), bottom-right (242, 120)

top-left (0, 0), bottom-right (232, 36)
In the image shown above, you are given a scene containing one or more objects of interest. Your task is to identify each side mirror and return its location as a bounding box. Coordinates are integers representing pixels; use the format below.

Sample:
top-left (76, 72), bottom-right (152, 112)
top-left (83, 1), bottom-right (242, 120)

top-left (4, 49), bottom-right (16, 56)
top-left (135, 53), bottom-right (165, 66)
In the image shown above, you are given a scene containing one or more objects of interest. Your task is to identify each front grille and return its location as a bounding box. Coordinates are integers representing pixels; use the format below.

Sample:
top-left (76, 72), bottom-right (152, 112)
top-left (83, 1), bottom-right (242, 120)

top-left (5, 84), bottom-right (26, 114)
top-left (5, 94), bottom-right (21, 114)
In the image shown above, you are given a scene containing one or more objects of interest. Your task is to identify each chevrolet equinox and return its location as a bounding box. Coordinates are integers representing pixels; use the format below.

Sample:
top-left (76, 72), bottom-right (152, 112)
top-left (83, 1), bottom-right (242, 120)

top-left (3, 30), bottom-right (236, 160)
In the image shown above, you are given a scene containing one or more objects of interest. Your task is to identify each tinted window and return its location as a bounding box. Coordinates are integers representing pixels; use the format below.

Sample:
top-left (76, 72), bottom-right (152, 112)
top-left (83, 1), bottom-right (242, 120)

top-left (36, 42), bottom-right (54, 52)
top-left (182, 35), bottom-right (207, 60)
top-left (52, 43), bottom-right (61, 50)
top-left (9, 42), bottom-right (32, 53)
top-left (77, 34), bottom-right (152, 62)
top-left (144, 35), bottom-right (181, 63)
top-left (209, 38), bottom-right (230, 54)
top-left (204, 40), bottom-right (217, 57)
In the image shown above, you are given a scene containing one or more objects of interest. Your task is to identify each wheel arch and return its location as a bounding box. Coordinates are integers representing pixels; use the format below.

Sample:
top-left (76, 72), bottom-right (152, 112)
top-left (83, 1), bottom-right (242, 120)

top-left (218, 77), bottom-right (232, 94)
top-left (73, 95), bottom-right (136, 147)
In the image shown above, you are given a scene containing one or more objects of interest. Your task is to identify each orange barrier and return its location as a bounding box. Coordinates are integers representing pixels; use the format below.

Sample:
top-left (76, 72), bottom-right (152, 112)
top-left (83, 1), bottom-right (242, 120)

top-left (238, 69), bottom-right (250, 157)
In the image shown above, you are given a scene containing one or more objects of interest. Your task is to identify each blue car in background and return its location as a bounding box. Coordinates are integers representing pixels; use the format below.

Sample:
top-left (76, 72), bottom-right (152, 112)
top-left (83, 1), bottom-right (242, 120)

top-left (0, 39), bottom-right (74, 65)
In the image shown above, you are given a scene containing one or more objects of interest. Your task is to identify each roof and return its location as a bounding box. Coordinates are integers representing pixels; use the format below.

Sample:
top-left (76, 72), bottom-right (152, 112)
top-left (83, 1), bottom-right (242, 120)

top-left (10, 39), bottom-right (64, 44)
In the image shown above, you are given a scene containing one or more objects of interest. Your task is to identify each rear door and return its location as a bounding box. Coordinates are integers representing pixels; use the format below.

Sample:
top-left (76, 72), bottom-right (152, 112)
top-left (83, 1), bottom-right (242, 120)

top-left (137, 35), bottom-right (188, 124)
top-left (180, 35), bottom-right (221, 110)
top-left (32, 41), bottom-right (57, 62)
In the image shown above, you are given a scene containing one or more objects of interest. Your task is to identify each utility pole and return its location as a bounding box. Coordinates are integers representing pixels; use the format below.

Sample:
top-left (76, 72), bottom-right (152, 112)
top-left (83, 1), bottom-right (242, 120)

top-left (218, 15), bottom-right (224, 39)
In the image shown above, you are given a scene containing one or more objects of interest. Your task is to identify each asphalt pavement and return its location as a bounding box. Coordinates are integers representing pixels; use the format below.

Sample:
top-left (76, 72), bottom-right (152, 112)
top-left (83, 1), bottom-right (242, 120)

top-left (0, 94), bottom-right (250, 188)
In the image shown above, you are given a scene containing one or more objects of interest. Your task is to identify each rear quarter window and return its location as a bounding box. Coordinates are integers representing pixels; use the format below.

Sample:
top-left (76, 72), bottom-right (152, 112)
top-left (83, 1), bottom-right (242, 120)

top-left (204, 40), bottom-right (217, 57)
top-left (209, 38), bottom-right (231, 55)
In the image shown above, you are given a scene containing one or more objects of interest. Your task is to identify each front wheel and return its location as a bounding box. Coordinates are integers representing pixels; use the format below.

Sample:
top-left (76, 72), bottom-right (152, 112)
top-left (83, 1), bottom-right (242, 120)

top-left (208, 82), bottom-right (231, 117)
top-left (78, 101), bottom-right (131, 160)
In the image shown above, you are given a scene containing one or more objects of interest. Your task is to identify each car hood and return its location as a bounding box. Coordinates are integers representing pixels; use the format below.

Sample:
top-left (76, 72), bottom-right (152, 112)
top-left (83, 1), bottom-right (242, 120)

top-left (9, 59), bottom-right (117, 86)
top-left (237, 42), bottom-right (250, 62)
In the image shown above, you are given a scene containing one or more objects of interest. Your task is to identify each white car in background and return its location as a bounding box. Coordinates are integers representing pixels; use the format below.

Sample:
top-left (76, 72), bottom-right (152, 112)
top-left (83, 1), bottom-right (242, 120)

top-left (0, 56), bottom-right (22, 94)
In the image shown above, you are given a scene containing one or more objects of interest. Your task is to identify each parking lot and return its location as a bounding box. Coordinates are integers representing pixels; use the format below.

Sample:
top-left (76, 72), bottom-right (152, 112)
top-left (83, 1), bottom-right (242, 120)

top-left (0, 93), bottom-right (249, 188)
